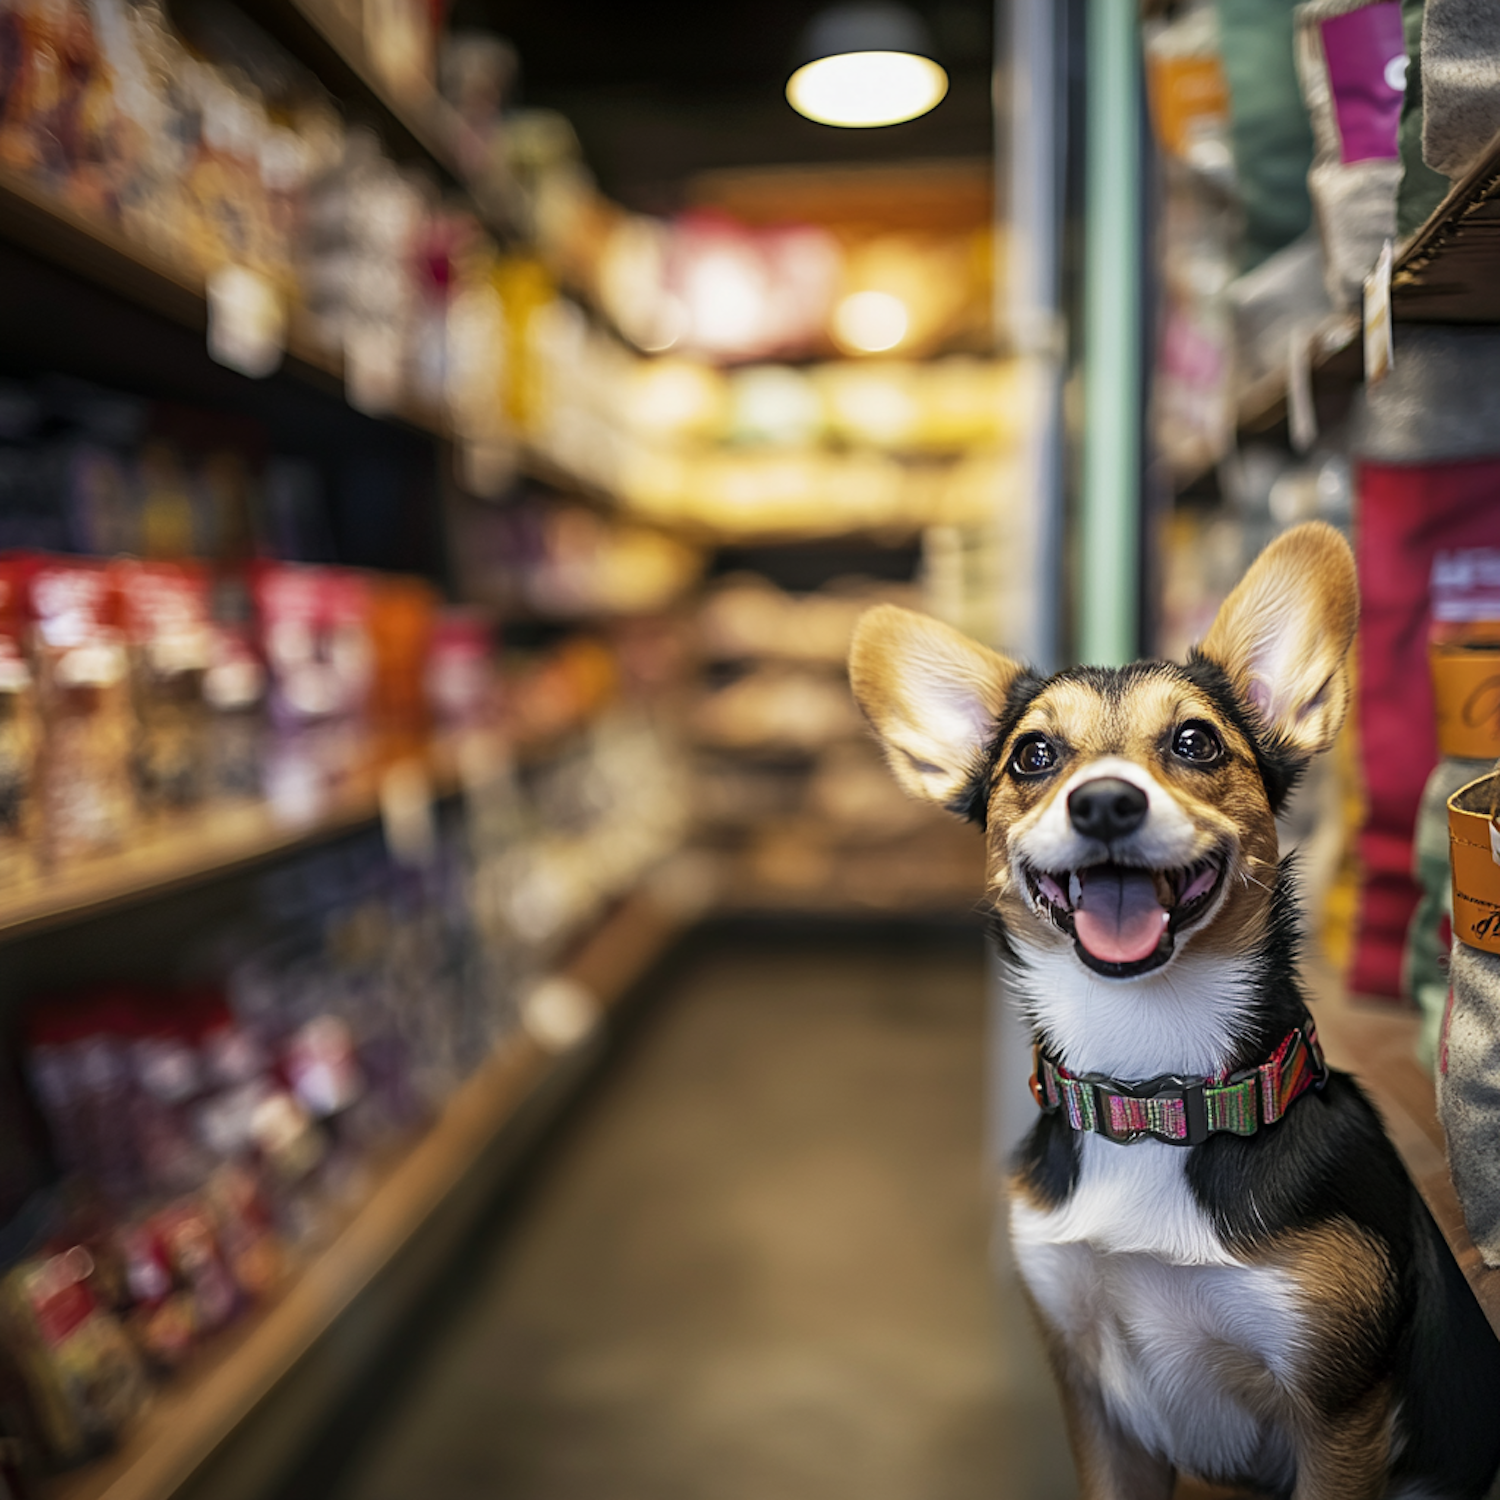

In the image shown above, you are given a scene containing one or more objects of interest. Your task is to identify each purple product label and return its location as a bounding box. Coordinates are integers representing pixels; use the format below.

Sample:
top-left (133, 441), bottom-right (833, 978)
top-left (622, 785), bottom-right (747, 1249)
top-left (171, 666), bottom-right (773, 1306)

top-left (1321, 4), bottom-right (1406, 164)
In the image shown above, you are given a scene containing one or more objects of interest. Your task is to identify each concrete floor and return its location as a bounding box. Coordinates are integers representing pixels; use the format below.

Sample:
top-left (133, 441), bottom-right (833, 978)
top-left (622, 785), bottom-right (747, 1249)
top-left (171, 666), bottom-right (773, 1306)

top-left (316, 925), bottom-right (1073, 1500)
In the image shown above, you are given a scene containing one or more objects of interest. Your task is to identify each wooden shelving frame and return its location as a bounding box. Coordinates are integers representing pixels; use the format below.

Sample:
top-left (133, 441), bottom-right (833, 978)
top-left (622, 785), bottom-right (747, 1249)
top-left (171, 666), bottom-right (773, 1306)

top-left (1392, 129), bottom-right (1500, 324)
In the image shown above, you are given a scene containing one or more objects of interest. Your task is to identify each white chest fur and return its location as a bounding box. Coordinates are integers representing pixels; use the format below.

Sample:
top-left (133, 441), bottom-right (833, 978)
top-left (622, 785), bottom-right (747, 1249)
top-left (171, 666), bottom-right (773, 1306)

top-left (1011, 1136), bottom-right (1302, 1487)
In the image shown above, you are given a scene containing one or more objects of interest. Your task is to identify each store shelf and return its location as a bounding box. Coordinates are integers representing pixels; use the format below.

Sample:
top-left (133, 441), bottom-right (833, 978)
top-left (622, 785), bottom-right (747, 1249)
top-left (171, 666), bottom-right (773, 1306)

top-left (0, 714), bottom-right (616, 948)
top-left (0, 166), bottom-right (448, 439)
top-left (1170, 313), bottom-right (1361, 495)
top-left (251, 0), bottom-right (467, 193)
top-left (1392, 131), bottom-right (1500, 323)
top-left (1307, 962), bottom-right (1500, 1336)
top-left (0, 750), bottom-right (430, 948)
top-left (39, 884), bottom-right (682, 1500)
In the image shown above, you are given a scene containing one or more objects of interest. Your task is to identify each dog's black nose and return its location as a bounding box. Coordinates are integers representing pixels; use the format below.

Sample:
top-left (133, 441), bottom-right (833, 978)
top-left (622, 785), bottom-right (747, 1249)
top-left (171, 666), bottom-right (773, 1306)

top-left (1068, 777), bottom-right (1148, 841)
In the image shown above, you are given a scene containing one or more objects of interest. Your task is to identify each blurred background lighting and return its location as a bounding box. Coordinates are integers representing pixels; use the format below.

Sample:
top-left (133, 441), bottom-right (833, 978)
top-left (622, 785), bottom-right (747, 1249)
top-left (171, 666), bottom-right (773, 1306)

top-left (683, 248), bottom-right (768, 352)
top-left (833, 289), bottom-right (910, 352)
top-left (786, 4), bottom-right (947, 128)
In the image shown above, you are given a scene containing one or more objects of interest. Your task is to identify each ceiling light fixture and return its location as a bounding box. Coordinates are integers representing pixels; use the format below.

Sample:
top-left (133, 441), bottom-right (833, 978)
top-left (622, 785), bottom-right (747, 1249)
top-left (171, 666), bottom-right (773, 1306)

top-left (786, 3), bottom-right (948, 129)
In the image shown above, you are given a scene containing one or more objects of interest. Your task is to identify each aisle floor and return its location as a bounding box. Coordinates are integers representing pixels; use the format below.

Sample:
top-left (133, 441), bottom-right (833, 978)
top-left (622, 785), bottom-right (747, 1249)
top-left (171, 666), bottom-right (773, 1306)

top-left (316, 925), bottom-right (1072, 1500)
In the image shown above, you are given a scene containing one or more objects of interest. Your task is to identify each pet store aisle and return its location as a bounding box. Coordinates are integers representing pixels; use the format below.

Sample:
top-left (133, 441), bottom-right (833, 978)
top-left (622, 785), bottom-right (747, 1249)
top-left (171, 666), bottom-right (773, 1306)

top-left (300, 925), bottom-right (1072, 1500)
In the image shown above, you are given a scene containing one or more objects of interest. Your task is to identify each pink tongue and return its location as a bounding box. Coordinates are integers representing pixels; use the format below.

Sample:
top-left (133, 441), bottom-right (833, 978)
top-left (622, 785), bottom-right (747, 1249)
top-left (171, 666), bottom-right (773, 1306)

top-left (1073, 867), bottom-right (1169, 965)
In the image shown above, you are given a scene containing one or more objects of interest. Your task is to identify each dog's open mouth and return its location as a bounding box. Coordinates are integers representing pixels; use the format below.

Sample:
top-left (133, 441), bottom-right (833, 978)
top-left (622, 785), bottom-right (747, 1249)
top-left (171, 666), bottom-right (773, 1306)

top-left (1024, 856), bottom-right (1225, 978)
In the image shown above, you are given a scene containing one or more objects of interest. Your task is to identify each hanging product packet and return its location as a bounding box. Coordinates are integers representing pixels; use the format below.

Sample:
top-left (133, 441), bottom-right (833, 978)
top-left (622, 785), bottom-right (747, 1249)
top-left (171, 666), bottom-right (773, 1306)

top-left (1441, 761), bottom-right (1500, 1268)
top-left (1293, 0), bottom-right (1406, 310)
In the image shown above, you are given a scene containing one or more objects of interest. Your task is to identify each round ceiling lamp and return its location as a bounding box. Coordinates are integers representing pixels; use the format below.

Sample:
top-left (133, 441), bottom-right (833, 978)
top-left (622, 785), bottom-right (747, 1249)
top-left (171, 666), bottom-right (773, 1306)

top-left (786, 3), bottom-right (948, 129)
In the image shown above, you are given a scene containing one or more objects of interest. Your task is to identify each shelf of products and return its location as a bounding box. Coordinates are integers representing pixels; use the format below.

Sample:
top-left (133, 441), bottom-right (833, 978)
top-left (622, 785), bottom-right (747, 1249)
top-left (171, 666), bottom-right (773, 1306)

top-left (0, 166), bottom-right (449, 441)
top-left (0, 718), bottom-right (616, 948)
top-left (38, 885), bottom-right (686, 1500)
top-left (1392, 132), bottom-right (1500, 324)
top-left (249, 0), bottom-right (469, 192)
top-left (1308, 963), bottom-right (1500, 1336)
top-left (0, 738), bottom-right (447, 947)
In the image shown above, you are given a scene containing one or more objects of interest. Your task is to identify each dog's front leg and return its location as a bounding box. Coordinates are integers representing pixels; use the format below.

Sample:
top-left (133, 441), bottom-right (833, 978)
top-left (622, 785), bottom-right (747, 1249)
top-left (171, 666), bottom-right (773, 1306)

top-left (1048, 1353), bottom-right (1175, 1500)
top-left (1289, 1383), bottom-right (1393, 1500)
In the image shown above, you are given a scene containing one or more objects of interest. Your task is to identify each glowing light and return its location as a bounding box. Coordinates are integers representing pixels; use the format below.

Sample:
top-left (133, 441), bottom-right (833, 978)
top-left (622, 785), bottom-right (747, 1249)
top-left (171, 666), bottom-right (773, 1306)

top-left (832, 289), bottom-right (910, 353)
top-left (786, 51), bottom-right (947, 128)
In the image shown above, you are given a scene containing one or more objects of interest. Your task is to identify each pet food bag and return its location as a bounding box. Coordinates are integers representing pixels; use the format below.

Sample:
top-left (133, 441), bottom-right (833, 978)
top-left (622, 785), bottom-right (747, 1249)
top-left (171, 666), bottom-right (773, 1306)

top-left (1441, 768), bottom-right (1500, 1267)
top-left (1349, 330), bottom-right (1500, 998)
top-left (1294, 0), bottom-right (1406, 309)
top-left (1403, 571), bottom-right (1500, 1066)
top-left (1420, 0), bottom-right (1500, 181)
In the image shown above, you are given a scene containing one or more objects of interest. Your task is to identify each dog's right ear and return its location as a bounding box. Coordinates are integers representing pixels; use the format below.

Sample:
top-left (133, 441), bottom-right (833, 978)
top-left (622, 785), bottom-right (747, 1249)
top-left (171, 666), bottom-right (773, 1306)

top-left (849, 605), bottom-right (1027, 813)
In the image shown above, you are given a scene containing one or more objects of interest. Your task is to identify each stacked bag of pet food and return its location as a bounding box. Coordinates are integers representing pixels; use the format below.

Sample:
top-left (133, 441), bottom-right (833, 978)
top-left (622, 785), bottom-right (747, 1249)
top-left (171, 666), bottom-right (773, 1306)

top-left (1440, 753), bottom-right (1500, 1271)
top-left (1404, 553), bottom-right (1500, 1066)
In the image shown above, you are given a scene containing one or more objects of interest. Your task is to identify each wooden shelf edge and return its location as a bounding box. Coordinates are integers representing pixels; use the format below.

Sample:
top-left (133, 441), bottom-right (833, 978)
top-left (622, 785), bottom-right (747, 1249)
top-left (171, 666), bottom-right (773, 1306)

top-left (1304, 962), bottom-right (1500, 1336)
top-left (0, 744), bottom-right (449, 946)
top-left (1167, 314), bottom-right (1360, 497)
top-left (0, 710), bottom-right (621, 947)
top-left (1392, 127), bottom-right (1500, 319)
top-left (42, 885), bottom-right (687, 1500)
top-left (0, 166), bottom-right (448, 440)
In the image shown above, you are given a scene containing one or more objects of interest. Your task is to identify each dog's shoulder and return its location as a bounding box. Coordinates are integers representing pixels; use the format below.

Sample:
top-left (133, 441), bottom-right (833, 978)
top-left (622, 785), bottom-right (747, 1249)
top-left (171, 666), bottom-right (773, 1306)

top-left (1185, 1068), bottom-right (1414, 1257)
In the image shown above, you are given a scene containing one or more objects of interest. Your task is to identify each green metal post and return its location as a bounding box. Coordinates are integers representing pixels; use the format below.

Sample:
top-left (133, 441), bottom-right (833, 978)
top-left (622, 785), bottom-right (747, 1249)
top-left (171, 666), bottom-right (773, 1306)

top-left (1078, 0), bottom-right (1143, 666)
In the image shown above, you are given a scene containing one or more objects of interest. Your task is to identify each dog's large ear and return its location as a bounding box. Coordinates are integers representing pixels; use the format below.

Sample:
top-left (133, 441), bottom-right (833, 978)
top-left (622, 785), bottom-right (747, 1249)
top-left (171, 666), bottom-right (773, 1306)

top-left (1198, 521), bottom-right (1358, 758)
top-left (849, 604), bottom-right (1027, 811)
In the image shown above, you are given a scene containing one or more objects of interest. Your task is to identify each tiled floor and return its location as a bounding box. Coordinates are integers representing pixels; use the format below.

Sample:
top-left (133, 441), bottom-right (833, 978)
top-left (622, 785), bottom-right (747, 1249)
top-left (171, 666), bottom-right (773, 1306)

top-left (308, 923), bottom-right (1073, 1500)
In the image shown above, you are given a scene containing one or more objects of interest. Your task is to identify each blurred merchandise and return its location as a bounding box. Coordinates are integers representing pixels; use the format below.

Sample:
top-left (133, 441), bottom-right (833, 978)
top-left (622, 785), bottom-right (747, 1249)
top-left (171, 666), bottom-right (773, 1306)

top-left (1293, 0), bottom-right (1404, 312)
top-left (1405, 580), bottom-right (1500, 1067)
top-left (688, 571), bottom-right (982, 913)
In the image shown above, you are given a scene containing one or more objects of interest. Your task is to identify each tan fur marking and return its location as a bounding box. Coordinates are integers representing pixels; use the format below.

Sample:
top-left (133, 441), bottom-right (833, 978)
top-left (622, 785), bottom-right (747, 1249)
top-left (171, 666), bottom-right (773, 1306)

top-left (1252, 1221), bottom-right (1396, 1500)
top-left (1199, 522), bottom-right (1358, 758)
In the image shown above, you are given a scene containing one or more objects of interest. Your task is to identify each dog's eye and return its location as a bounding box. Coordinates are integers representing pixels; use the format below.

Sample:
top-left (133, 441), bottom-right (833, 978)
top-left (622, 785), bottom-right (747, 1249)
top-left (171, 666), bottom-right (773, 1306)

top-left (1173, 722), bottom-right (1223, 765)
top-left (1010, 735), bottom-right (1058, 777)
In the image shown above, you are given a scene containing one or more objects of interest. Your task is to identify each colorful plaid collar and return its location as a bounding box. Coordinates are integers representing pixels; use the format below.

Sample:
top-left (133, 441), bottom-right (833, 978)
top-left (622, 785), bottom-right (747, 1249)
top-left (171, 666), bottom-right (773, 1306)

top-left (1029, 1020), bottom-right (1328, 1147)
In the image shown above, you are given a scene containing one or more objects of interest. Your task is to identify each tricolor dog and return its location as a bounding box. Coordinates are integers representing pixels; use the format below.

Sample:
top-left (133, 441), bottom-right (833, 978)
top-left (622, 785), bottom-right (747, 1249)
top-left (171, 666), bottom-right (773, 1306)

top-left (849, 523), bottom-right (1500, 1498)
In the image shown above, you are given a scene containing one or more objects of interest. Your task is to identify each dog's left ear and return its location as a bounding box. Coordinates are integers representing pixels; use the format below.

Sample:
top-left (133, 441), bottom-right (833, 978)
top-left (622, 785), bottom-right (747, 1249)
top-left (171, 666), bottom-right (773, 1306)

top-left (849, 604), bottom-right (1027, 813)
top-left (1199, 521), bottom-right (1359, 758)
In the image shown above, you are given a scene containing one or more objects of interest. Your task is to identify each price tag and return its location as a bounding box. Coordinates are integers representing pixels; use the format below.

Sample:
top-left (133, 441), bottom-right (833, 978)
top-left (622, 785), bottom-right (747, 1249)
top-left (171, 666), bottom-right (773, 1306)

top-left (1287, 323), bottom-right (1317, 454)
top-left (206, 265), bottom-right (286, 379)
top-left (1363, 239), bottom-right (1394, 386)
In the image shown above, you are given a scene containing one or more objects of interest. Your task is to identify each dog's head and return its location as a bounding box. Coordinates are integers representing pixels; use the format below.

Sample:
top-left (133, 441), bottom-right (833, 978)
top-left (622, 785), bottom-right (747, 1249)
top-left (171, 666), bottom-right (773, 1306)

top-left (849, 522), bottom-right (1357, 981)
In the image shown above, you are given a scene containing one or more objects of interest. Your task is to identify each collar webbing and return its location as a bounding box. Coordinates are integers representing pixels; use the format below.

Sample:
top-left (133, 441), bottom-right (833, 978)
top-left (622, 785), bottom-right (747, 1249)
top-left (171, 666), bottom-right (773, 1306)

top-left (1029, 1020), bottom-right (1327, 1147)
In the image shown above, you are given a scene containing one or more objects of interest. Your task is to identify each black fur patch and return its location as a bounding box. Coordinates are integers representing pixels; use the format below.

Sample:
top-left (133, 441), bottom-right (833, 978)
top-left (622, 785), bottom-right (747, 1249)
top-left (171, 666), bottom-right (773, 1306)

top-left (945, 668), bottom-right (1046, 826)
top-left (1180, 651), bottom-right (1306, 813)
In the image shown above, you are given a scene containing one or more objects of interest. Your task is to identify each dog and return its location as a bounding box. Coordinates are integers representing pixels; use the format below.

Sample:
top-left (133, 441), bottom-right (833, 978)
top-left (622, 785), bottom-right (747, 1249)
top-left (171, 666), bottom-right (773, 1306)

top-left (849, 522), bottom-right (1500, 1499)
